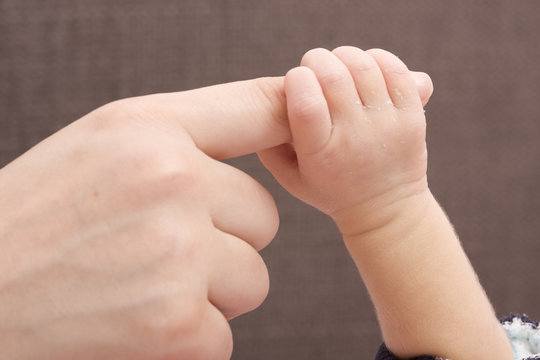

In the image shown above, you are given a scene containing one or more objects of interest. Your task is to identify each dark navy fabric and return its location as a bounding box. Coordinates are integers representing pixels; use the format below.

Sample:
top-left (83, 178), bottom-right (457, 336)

top-left (375, 343), bottom-right (437, 360)
top-left (375, 315), bottom-right (540, 360)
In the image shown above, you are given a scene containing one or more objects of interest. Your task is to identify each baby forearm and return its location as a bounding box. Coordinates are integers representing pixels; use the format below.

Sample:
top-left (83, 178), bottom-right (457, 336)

top-left (340, 191), bottom-right (512, 360)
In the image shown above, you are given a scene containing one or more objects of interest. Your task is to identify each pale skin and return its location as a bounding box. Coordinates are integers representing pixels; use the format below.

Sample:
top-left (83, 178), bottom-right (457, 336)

top-left (258, 47), bottom-right (514, 359)
top-left (0, 62), bottom-right (431, 358)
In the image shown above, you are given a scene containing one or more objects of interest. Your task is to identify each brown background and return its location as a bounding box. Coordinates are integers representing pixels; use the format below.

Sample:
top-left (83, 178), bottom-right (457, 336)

top-left (1, 0), bottom-right (540, 358)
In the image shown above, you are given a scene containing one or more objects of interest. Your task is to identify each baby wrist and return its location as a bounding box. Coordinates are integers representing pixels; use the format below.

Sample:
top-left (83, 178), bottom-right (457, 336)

top-left (330, 186), bottom-right (433, 240)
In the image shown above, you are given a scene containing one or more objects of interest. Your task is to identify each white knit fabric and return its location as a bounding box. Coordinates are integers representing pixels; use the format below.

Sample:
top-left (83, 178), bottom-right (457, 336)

top-left (503, 316), bottom-right (540, 359)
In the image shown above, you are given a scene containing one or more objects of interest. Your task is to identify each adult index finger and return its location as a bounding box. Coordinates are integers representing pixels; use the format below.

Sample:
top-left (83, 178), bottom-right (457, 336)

top-left (119, 77), bottom-right (290, 160)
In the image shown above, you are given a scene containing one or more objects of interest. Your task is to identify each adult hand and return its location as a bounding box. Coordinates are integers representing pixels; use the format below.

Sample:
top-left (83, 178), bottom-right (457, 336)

top-left (0, 79), bottom-right (287, 359)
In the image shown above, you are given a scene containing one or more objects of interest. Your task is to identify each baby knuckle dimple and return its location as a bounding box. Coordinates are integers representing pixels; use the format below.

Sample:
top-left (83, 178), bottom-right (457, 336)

top-left (366, 47), bottom-right (398, 60)
top-left (301, 47), bottom-right (329, 61)
top-left (317, 70), bottom-right (349, 88)
top-left (333, 47), bottom-right (378, 70)
top-left (332, 45), bottom-right (359, 53)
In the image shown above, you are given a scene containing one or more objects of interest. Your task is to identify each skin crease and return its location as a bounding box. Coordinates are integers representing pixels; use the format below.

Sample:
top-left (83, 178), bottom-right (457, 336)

top-left (258, 47), bottom-right (514, 360)
top-left (0, 62), bottom-right (432, 359)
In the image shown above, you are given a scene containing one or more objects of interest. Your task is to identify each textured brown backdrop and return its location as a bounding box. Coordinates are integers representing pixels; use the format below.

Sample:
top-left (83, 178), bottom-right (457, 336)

top-left (1, 1), bottom-right (540, 358)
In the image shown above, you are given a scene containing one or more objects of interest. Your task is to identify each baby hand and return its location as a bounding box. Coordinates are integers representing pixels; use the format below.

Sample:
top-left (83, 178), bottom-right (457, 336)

top-left (259, 47), bottom-right (430, 235)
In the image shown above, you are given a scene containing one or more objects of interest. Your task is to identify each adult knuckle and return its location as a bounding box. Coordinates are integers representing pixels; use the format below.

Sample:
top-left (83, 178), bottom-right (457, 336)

top-left (128, 144), bottom-right (200, 193)
top-left (266, 199), bottom-right (280, 245)
top-left (89, 98), bottom-right (140, 129)
top-left (244, 251), bottom-right (270, 310)
top-left (179, 320), bottom-right (233, 360)
top-left (153, 153), bottom-right (199, 189)
top-left (257, 199), bottom-right (279, 250)
top-left (213, 325), bottom-right (234, 360)
top-left (246, 180), bottom-right (279, 250)
top-left (95, 99), bottom-right (126, 120)
top-left (221, 332), bottom-right (234, 360)
top-left (140, 219), bottom-right (186, 259)
top-left (82, 99), bottom-right (203, 201)
top-left (142, 297), bottom-right (206, 349)
top-left (146, 301), bottom-right (232, 360)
